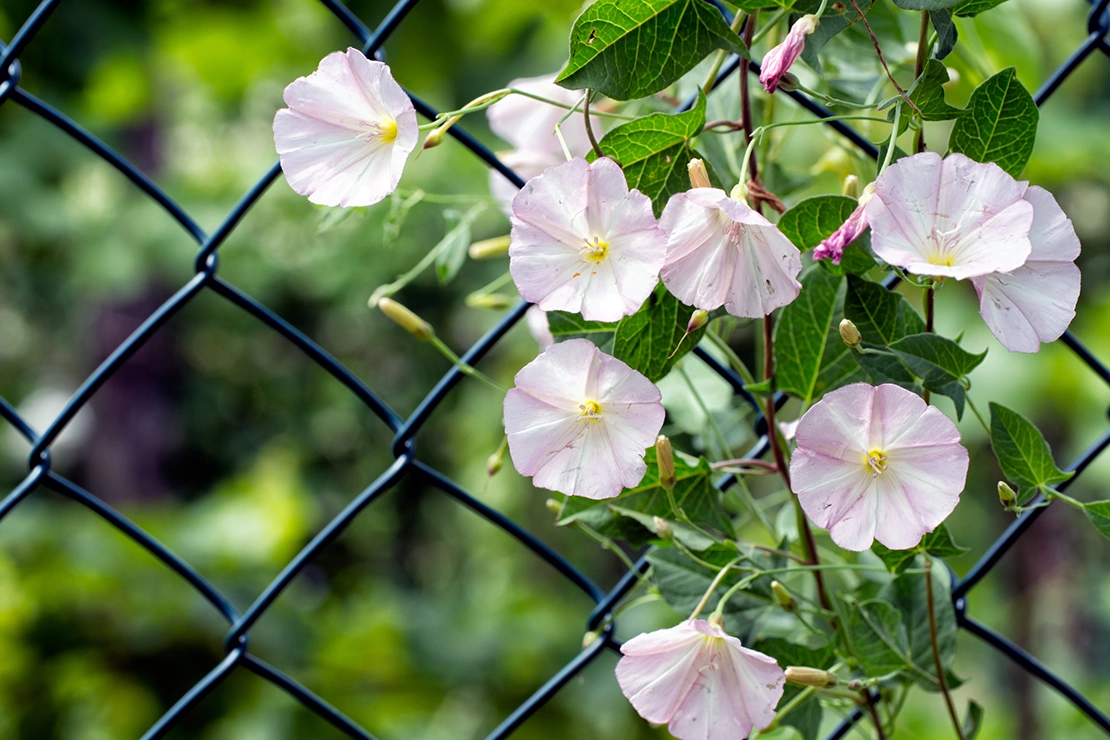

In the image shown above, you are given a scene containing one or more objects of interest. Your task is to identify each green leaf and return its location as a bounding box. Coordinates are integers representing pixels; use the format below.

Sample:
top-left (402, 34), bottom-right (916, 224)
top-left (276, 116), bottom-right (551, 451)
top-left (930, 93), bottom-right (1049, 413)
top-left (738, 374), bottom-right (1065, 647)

top-left (908, 59), bottom-right (964, 121)
top-left (847, 563), bottom-right (956, 688)
top-left (888, 333), bottom-right (986, 418)
top-left (988, 402), bottom-right (1073, 505)
top-left (872, 524), bottom-right (969, 573)
top-left (556, 0), bottom-right (748, 101)
top-left (953, 0), bottom-right (1009, 16)
top-left (963, 700), bottom-right (985, 740)
top-left (844, 277), bottom-right (924, 390)
top-left (1083, 501), bottom-right (1110, 540)
top-left (751, 638), bottom-right (834, 740)
top-left (774, 267), bottom-right (845, 407)
top-left (947, 67), bottom-right (1039, 177)
top-left (611, 284), bottom-right (708, 382)
top-left (434, 204), bottom-right (486, 284)
top-left (558, 448), bottom-right (734, 546)
top-left (797, 0), bottom-right (874, 75)
top-left (546, 311), bottom-right (617, 349)
top-left (776, 195), bottom-right (876, 276)
top-left (885, 563), bottom-right (957, 690)
top-left (648, 544), bottom-right (781, 642)
top-left (891, 0), bottom-right (961, 9)
top-left (930, 9), bottom-right (958, 59)
top-left (589, 93), bottom-right (707, 214)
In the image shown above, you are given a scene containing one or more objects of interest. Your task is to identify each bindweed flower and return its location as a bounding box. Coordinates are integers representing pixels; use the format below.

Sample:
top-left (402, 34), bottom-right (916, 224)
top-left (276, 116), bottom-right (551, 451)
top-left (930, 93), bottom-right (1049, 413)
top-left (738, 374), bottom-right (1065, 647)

top-left (273, 48), bottom-right (418, 207)
top-left (659, 188), bottom-right (802, 318)
top-left (813, 184), bottom-right (874, 264)
top-left (503, 339), bottom-right (664, 500)
top-left (616, 619), bottom-right (785, 740)
top-left (759, 15), bottom-right (818, 93)
top-left (971, 186), bottom-right (1082, 353)
top-left (865, 152), bottom-right (1034, 280)
top-left (790, 383), bottom-right (969, 551)
top-left (489, 149), bottom-right (563, 217)
top-left (509, 158), bottom-right (667, 322)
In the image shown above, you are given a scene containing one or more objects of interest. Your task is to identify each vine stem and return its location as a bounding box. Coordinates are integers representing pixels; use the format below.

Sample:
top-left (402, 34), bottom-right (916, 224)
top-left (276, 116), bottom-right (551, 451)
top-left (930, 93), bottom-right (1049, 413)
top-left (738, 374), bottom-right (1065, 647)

top-left (863, 691), bottom-right (890, 740)
top-left (690, 559), bottom-right (742, 619)
top-left (763, 315), bottom-right (833, 613)
top-left (925, 559), bottom-right (966, 740)
top-left (914, 10), bottom-right (931, 153)
top-left (846, 0), bottom-right (922, 118)
top-left (924, 284), bottom-right (935, 404)
top-left (583, 91), bottom-right (605, 160)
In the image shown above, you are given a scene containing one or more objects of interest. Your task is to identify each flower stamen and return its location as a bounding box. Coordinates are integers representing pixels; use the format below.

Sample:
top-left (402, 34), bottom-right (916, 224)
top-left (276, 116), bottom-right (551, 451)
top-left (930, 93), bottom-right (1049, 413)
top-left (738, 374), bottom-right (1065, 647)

top-left (865, 448), bottom-right (888, 477)
top-left (581, 237), bottom-right (609, 264)
top-left (578, 399), bottom-right (603, 424)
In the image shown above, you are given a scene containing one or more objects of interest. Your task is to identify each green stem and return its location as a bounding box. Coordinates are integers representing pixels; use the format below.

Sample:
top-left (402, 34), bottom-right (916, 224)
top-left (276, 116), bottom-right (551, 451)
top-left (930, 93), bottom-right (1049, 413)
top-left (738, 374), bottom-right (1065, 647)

top-left (964, 395), bottom-right (990, 435)
top-left (711, 573), bottom-right (761, 618)
top-left (428, 336), bottom-right (508, 393)
top-left (750, 7), bottom-right (789, 47)
top-left (690, 559), bottom-right (743, 619)
top-left (575, 521), bottom-right (653, 587)
top-left (1045, 487), bottom-right (1086, 510)
top-left (913, 10), bottom-right (931, 153)
top-left (880, 102), bottom-right (902, 174)
top-left (679, 365), bottom-right (732, 459)
top-left (702, 11), bottom-right (747, 92)
top-left (925, 559), bottom-right (966, 740)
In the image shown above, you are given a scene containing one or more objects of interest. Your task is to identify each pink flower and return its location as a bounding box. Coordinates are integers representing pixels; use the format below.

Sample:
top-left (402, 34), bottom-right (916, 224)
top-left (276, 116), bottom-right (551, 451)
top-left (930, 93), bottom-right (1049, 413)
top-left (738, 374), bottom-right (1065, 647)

top-left (487, 73), bottom-right (594, 159)
top-left (759, 15), bottom-right (818, 93)
top-left (503, 339), bottom-right (664, 500)
top-left (865, 152), bottom-right (1034, 280)
top-left (525, 306), bottom-right (555, 350)
top-left (509, 158), bottom-right (667, 322)
top-left (790, 383), bottom-right (969, 551)
top-left (972, 186), bottom-right (1081, 353)
top-left (489, 149), bottom-right (561, 217)
top-left (273, 48), bottom-right (418, 207)
top-left (659, 188), bottom-right (802, 318)
top-left (813, 185), bottom-right (874, 264)
top-left (616, 619), bottom-right (785, 740)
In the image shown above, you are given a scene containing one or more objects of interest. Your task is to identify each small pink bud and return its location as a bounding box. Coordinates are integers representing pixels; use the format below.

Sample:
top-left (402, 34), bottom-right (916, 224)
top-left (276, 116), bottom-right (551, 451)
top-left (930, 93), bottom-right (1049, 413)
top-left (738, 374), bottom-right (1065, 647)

top-left (687, 309), bottom-right (709, 334)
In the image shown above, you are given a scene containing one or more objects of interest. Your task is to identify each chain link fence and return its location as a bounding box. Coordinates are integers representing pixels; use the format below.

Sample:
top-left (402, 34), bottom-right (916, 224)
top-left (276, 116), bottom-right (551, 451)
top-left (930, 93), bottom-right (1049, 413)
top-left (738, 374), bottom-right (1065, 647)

top-left (1, 0), bottom-right (1109, 737)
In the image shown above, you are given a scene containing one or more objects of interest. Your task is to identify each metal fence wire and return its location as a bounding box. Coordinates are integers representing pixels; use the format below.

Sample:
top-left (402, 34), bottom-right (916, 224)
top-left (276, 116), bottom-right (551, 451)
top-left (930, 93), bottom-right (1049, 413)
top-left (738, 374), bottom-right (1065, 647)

top-left (1, 0), bottom-right (1110, 738)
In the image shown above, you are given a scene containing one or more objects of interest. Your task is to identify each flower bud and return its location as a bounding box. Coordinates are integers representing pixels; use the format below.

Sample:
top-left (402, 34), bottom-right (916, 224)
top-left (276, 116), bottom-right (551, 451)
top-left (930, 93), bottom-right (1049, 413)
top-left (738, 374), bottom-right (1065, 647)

top-left (656, 435), bottom-right (677, 492)
top-left (777, 72), bottom-right (800, 91)
top-left (378, 297), bottom-right (433, 341)
top-left (582, 630), bottom-right (600, 649)
top-left (487, 452), bottom-right (503, 477)
top-left (785, 666), bottom-right (839, 688)
top-left (688, 158), bottom-right (712, 189)
top-left (469, 235), bottom-right (511, 260)
top-left (653, 516), bottom-right (674, 541)
top-left (842, 174), bottom-right (860, 198)
top-left (466, 293), bottom-right (514, 310)
top-left (847, 678), bottom-right (863, 691)
top-left (687, 309), bottom-right (709, 334)
top-left (839, 319), bottom-right (862, 348)
top-left (770, 581), bottom-right (796, 612)
top-left (422, 126), bottom-right (447, 150)
top-left (545, 498), bottom-right (562, 515)
top-left (998, 481), bottom-right (1018, 510)
top-left (707, 612), bottom-right (725, 630)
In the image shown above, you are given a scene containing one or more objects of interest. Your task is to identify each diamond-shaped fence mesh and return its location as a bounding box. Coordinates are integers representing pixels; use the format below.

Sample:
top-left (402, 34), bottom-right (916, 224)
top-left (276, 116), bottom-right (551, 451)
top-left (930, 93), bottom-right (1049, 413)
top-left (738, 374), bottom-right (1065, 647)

top-left (1, 0), bottom-right (1109, 738)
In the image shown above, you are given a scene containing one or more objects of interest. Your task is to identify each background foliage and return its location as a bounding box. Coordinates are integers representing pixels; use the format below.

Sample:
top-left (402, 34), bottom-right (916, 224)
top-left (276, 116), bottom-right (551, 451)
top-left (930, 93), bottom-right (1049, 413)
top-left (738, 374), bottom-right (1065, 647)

top-left (1, 0), bottom-right (1109, 737)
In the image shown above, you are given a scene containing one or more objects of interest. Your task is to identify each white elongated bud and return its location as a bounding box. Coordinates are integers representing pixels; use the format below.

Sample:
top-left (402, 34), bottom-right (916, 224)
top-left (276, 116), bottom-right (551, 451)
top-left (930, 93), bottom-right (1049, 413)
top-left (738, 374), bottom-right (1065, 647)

top-left (656, 435), bottom-right (677, 492)
top-left (653, 516), bottom-right (674, 542)
top-left (842, 174), bottom-right (860, 198)
top-left (469, 235), bottom-right (511, 260)
top-left (785, 666), bottom-right (839, 688)
top-left (770, 581), bottom-right (796, 612)
top-left (466, 293), bottom-right (513, 309)
top-left (688, 158), bottom-right (712, 189)
top-left (378, 297), bottom-right (433, 341)
top-left (839, 318), bottom-right (862, 348)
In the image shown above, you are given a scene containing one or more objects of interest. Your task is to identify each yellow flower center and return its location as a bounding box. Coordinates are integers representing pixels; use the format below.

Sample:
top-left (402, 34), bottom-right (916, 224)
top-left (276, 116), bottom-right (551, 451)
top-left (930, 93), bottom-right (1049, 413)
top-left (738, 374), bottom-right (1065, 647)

top-left (380, 120), bottom-right (399, 143)
top-left (361, 118), bottom-right (399, 143)
top-left (578, 400), bottom-right (603, 423)
top-left (581, 237), bottom-right (609, 264)
top-left (927, 253), bottom-right (955, 267)
top-left (864, 449), bottom-right (888, 477)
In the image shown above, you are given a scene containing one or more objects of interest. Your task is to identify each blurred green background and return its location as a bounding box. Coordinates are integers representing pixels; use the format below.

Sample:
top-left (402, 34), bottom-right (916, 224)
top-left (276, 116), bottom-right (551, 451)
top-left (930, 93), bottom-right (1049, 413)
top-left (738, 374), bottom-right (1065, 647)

top-left (1, 0), bottom-right (1109, 738)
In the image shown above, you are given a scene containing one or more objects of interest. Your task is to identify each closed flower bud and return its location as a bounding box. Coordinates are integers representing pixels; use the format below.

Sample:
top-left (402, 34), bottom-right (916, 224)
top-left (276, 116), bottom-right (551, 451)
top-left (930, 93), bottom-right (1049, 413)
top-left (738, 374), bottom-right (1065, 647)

top-left (378, 297), bottom-right (433, 341)
top-left (487, 452), bottom-right (503, 477)
top-left (847, 679), bottom-right (863, 691)
top-left (687, 309), bottom-right (709, 334)
top-left (466, 293), bottom-right (513, 309)
top-left (582, 630), bottom-right (600, 649)
top-left (998, 481), bottom-right (1018, 510)
top-left (422, 126), bottom-right (447, 150)
top-left (656, 435), bottom-right (677, 492)
top-left (653, 516), bottom-right (674, 541)
top-left (777, 72), bottom-right (800, 91)
top-left (785, 666), bottom-right (839, 688)
top-left (688, 158), bottom-right (712, 189)
top-left (469, 235), bottom-right (511, 260)
top-left (545, 498), bottom-right (562, 515)
top-left (770, 580), bottom-right (796, 612)
top-left (839, 318), bottom-right (862, 347)
top-left (842, 174), bottom-right (860, 198)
